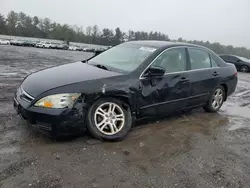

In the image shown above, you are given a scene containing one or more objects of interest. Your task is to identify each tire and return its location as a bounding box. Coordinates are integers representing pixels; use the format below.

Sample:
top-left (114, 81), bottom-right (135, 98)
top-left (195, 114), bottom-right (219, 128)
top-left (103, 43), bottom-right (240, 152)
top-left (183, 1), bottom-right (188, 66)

top-left (240, 65), bottom-right (249, 73)
top-left (86, 98), bottom-right (132, 141)
top-left (203, 85), bottom-right (225, 112)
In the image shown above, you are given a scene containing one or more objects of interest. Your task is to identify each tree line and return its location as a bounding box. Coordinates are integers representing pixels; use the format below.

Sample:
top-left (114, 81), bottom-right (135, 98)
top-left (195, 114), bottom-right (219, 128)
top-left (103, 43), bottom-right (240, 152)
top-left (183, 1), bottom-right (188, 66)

top-left (0, 11), bottom-right (249, 58)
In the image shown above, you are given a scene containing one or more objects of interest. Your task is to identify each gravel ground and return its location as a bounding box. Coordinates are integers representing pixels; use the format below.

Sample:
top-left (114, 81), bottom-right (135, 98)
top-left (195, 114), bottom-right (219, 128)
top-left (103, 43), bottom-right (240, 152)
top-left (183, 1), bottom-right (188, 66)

top-left (1, 45), bottom-right (250, 188)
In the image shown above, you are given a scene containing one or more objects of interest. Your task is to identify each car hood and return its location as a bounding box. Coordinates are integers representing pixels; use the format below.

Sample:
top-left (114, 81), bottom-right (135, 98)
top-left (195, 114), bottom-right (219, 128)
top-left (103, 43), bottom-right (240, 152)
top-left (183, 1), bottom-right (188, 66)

top-left (21, 62), bottom-right (122, 97)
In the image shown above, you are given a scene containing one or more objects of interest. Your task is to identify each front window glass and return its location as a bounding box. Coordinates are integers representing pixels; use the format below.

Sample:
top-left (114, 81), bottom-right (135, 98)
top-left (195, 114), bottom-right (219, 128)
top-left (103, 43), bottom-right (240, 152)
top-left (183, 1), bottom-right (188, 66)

top-left (151, 48), bottom-right (186, 73)
top-left (88, 43), bottom-right (156, 73)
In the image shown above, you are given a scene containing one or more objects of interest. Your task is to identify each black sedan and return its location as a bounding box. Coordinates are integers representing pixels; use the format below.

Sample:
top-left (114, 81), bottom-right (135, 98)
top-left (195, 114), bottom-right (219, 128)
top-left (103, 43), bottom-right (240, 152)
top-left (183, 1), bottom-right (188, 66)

top-left (22, 40), bottom-right (38, 47)
top-left (219, 54), bottom-right (250, 72)
top-left (14, 41), bottom-right (238, 141)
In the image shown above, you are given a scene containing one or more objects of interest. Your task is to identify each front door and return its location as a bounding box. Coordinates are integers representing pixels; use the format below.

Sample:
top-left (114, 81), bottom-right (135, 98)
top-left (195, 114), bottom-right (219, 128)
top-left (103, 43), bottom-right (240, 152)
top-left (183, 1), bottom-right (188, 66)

top-left (139, 47), bottom-right (190, 117)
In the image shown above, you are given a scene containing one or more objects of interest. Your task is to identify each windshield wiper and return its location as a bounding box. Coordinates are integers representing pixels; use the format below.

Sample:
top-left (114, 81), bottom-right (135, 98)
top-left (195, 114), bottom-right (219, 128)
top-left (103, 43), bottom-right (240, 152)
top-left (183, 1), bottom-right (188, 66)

top-left (93, 64), bottom-right (109, 71)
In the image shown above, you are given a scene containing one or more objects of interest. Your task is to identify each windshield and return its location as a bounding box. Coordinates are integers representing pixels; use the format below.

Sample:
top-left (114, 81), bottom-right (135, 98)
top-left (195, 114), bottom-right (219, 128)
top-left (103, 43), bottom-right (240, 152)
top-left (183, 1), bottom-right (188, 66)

top-left (237, 56), bottom-right (250, 62)
top-left (88, 43), bottom-right (156, 73)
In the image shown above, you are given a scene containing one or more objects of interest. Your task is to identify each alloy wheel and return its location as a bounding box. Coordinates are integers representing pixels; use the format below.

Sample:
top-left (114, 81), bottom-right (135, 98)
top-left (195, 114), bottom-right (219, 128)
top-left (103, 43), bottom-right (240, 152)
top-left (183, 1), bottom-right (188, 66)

top-left (212, 88), bottom-right (223, 109)
top-left (94, 102), bottom-right (125, 135)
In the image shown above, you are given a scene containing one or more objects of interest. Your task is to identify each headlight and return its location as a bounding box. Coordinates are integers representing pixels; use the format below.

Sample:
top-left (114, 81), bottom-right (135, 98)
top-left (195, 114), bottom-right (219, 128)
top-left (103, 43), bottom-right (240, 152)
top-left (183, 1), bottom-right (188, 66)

top-left (34, 93), bottom-right (81, 109)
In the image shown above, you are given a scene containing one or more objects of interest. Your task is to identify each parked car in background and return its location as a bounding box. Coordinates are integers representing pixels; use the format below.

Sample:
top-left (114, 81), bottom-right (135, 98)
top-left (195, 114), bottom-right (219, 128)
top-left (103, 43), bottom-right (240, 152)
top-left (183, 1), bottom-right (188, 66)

top-left (55, 43), bottom-right (69, 50)
top-left (10, 39), bottom-right (18, 45)
top-left (83, 47), bottom-right (95, 52)
top-left (69, 45), bottom-right (81, 51)
top-left (0, 39), bottom-right (10, 45)
top-left (50, 43), bottom-right (58, 49)
top-left (44, 42), bottom-right (53, 48)
top-left (10, 40), bottom-right (25, 46)
top-left (219, 54), bottom-right (250, 72)
top-left (14, 41), bottom-right (238, 141)
top-left (36, 41), bottom-right (53, 48)
top-left (22, 40), bottom-right (38, 47)
top-left (35, 42), bottom-right (44, 48)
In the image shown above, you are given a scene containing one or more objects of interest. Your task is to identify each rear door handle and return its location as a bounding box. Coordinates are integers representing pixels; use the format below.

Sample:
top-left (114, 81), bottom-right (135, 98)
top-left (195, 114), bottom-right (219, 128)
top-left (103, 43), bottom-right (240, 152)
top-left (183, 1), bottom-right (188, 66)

top-left (213, 71), bottom-right (219, 76)
top-left (180, 77), bottom-right (189, 82)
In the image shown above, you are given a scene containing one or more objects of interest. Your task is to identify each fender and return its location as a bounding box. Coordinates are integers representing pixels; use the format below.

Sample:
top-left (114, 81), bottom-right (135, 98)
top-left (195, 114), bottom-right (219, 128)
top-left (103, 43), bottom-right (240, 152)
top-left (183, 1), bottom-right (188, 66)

top-left (83, 85), bottom-right (138, 117)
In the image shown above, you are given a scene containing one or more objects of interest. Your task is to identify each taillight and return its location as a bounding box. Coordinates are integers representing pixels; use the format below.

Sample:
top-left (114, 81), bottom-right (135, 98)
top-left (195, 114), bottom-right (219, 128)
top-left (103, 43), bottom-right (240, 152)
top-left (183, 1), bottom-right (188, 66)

top-left (234, 72), bottom-right (237, 77)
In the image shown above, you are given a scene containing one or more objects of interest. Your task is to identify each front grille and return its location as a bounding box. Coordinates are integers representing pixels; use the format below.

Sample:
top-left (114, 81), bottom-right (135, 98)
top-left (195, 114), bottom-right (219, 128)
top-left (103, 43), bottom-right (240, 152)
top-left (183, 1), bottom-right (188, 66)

top-left (17, 87), bottom-right (34, 103)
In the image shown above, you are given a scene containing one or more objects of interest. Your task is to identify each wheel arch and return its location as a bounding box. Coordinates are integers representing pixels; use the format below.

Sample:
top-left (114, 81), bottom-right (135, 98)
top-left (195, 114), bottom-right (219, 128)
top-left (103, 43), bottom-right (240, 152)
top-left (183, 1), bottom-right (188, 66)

top-left (220, 83), bottom-right (228, 101)
top-left (84, 93), bottom-right (137, 117)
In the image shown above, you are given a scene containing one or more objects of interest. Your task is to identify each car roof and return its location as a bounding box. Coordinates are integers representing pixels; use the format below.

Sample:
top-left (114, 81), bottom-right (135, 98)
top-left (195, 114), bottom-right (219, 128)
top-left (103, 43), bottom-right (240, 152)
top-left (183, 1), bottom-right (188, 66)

top-left (219, 54), bottom-right (243, 58)
top-left (219, 54), bottom-right (246, 58)
top-left (125, 40), bottom-right (201, 48)
top-left (219, 54), bottom-right (235, 56)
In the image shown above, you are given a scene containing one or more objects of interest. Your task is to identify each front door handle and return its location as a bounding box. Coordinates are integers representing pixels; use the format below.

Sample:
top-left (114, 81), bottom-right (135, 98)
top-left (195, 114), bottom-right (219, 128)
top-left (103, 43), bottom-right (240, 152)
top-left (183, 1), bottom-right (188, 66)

top-left (180, 77), bottom-right (189, 82)
top-left (213, 71), bottom-right (219, 76)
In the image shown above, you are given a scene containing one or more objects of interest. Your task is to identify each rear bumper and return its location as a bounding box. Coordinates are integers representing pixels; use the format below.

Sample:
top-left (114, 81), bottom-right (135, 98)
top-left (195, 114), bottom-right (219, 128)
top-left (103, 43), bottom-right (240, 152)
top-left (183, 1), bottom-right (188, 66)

top-left (227, 76), bottom-right (238, 96)
top-left (14, 97), bottom-right (87, 135)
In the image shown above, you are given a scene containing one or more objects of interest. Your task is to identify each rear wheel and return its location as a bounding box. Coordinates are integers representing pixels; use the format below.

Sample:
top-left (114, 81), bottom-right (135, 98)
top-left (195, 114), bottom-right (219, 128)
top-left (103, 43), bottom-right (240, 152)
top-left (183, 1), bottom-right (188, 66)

top-left (203, 85), bottom-right (225, 112)
top-left (240, 65), bottom-right (249, 72)
top-left (87, 98), bottom-right (132, 141)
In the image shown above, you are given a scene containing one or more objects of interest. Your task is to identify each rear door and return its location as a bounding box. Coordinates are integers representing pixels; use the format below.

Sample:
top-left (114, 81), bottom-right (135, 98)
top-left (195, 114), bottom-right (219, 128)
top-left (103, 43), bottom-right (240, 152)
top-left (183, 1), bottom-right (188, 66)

top-left (187, 47), bottom-right (221, 107)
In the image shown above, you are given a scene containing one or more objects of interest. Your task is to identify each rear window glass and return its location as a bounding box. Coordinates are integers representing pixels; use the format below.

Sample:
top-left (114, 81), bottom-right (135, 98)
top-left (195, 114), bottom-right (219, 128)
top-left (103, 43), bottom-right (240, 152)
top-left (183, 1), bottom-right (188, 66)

top-left (188, 48), bottom-right (211, 70)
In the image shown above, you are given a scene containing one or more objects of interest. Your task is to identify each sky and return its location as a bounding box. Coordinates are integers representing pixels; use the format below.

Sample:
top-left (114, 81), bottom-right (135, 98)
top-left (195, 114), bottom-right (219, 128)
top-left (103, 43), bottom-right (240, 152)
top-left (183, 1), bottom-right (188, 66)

top-left (1, 0), bottom-right (250, 48)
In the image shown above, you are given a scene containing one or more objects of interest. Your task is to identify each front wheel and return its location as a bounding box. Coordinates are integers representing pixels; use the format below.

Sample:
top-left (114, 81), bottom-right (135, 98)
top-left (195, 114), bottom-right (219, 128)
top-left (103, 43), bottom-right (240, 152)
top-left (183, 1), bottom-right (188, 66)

top-left (86, 98), bottom-right (132, 141)
top-left (203, 85), bottom-right (225, 112)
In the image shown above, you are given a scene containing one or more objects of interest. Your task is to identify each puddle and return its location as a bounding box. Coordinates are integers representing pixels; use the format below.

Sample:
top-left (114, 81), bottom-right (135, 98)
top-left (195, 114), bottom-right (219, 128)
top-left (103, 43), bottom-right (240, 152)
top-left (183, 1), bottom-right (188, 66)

top-left (234, 90), bottom-right (250, 97)
top-left (227, 117), bottom-right (250, 131)
top-left (0, 146), bottom-right (19, 155)
top-left (221, 106), bottom-right (250, 119)
top-left (104, 112), bottom-right (228, 156)
top-left (0, 73), bottom-right (18, 76)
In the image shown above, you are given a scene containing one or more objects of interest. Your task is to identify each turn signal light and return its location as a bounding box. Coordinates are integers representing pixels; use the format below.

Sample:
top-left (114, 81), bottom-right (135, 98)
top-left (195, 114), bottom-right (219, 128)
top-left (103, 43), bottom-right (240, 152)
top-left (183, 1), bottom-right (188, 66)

top-left (44, 101), bottom-right (53, 108)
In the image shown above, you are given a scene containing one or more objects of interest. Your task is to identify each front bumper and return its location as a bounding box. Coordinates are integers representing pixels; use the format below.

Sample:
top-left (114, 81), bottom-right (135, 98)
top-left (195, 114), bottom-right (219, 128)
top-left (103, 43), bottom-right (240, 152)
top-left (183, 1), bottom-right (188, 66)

top-left (13, 97), bottom-right (87, 136)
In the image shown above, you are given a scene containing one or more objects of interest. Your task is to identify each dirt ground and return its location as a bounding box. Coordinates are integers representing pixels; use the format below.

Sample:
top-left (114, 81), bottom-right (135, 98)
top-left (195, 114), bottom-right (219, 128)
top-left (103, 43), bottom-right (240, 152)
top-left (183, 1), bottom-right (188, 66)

top-left (1, 45), bottom-right (250, 188)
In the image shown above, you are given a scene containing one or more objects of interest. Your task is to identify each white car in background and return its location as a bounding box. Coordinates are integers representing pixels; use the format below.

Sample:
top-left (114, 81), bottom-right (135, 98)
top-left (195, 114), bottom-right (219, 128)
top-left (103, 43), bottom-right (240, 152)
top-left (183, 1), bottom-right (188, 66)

top-left (0, 40), bottom-right (10, 45)
top-left (69, 45), bottom-right (81, 51)
top-left (36, 42), bottom-right (44, 48)
top-left (36, 41), bottom-right (52, 48)
top-left (68, 46), bottom-right (75, 50)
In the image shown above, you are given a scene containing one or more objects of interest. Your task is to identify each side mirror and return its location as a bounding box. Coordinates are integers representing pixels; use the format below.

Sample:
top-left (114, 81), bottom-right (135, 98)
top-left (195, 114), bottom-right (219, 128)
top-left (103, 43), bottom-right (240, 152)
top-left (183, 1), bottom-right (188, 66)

top-left (236, 59), bottom-right (241, 62)
top-left (146, 66), bottom-right (165, 77)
